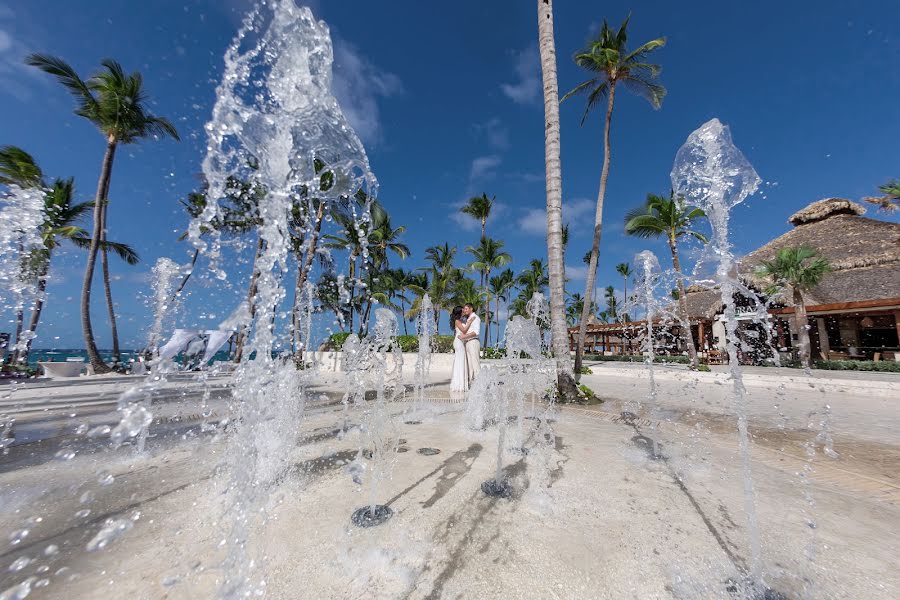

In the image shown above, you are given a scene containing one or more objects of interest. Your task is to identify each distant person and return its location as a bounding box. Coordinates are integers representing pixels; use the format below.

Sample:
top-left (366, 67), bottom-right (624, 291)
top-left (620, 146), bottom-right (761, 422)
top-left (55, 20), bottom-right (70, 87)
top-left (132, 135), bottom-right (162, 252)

top-left (458, 303), bottom-right (481, 384)
top-left (450, 306), bottom-right (469, 393)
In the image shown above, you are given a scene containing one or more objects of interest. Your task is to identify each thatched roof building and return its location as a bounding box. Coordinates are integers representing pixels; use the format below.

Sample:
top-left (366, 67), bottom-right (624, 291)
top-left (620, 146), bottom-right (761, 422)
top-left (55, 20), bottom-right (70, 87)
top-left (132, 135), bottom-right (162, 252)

top-left (741, 198), bottom-right (900, 307)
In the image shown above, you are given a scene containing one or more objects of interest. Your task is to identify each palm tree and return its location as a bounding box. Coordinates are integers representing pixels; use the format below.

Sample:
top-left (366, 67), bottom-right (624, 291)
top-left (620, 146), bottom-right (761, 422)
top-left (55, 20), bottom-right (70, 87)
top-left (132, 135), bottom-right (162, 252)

top-left (390, 268), bottom-right (414, 335)
top-left (411, 243), bottom-right (458, 331)
top-left (625, 192), bottom-right (708, 368)
top-left (516, 259), bottom-right (550, 301)
top-left (537, 0), bottom-right (578, 399)
top-left (603, 286), bottom-right (619, 321)
top-left (466, 237), bottom-right (512, 345)
top-left (0, 146), bottom-right (44, 188)
top-left (755, 246), bottom-right (831, 368)
top-left (19, 179), bottom-right (137, 363)
top-left (562, 17), bottom-right (666, 378)
top-left (615, 262), bottom-right (632, 317)
top-left (27, 54), bottom-right (179, 372)
top-left (863, 180), bottom-right (899, 213)
top-left (452, 276), bottom-right (482, 309)
top-left (489, 268), bottom-right (515, 343)
top-left (460, 193), bottom-right (494, 242)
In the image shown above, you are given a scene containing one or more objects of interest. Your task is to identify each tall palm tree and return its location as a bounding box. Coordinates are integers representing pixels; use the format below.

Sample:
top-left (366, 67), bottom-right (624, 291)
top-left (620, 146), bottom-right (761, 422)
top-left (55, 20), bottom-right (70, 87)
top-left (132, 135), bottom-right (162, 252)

top-left (863, 180), bottom-right (899, 214)
top-left (452, 276), bottom-right (482, 309)
top-left (561, 17), bottom-right (666, 377)
top-left (460, 193), bottom-right (494, 242)
top-left (18, 179), bottom-right (137, 363)
top-left (625, 192), bottom-right (708, 368)
top-left (489, 268), bottom-right (515, 343)
top-left (410, 243), bottom-right (458, 331)
top-left (390, 268), bottom-right (414, 335)
top-left (615, 262), bottom-right (632, 317)
top-left (604, 285), bottom-right (619, 320)
top-left (537, 0), bottom-right (578, 398)
top-left (755, 246), bottom-right (831, 369)
top-left (466, 237), bottom-right (512, 345)
top-left (27, 54), bottom-right (179, 372)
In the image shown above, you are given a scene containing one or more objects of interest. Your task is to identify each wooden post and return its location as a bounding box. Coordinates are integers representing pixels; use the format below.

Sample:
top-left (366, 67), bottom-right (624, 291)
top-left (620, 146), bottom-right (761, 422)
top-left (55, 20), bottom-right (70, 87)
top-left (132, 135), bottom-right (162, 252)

top-left (816, 317), bottom-right (830, 360)
top-left (698, 321), bottom-right (706, 353)
top-left (893, 310), bottom-right (900, 345)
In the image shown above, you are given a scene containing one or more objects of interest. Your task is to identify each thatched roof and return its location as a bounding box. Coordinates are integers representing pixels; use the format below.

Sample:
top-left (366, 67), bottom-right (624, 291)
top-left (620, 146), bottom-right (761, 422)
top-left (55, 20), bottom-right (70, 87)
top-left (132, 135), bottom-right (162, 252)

top-left (788, 198), bottom-right (866, 226)
top-left (742, 198), bottom-right (900, 306)
top-left (682, 287), bottom-right (723, 319)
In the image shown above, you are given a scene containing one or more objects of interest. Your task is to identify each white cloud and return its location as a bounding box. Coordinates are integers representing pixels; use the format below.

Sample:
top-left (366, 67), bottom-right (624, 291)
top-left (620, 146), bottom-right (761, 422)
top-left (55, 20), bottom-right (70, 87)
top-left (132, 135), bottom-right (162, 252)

top-left (517, 207), bottom-right (546, 236)
top-left (500, 45), bottom-right (541, 105)
top-left (450, 211), bottom-right (481, 232)
top-left (517, 198), bottom-right (596, 237)
top-left (331, 37), bottom-right (402, 145)
top-left (469, 155), bottom-right (502, 181)
top-left (474, 117), bottom-right (509, 151)
top-left (565, 264), bottom-right (588, 281)
top-left (0, 23), bottom-right (44, 101)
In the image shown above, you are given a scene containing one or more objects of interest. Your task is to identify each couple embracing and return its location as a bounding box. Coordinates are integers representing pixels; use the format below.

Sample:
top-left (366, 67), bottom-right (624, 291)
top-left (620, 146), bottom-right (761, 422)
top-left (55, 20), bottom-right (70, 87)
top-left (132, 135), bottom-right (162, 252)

top-left (449, 303), bottom-right (481, 393)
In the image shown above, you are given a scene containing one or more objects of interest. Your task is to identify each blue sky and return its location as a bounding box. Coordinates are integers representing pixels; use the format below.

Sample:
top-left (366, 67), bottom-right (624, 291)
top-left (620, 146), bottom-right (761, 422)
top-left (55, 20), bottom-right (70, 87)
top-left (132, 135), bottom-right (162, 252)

top-left (1, 0), bottom-right (898, 348)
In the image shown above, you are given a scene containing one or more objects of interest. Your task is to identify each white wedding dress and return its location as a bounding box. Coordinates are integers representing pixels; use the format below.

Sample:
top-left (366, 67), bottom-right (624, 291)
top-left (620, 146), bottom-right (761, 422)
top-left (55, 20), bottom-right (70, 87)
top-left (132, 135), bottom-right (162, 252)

top-left (450, 323), bottom-right (468, 392)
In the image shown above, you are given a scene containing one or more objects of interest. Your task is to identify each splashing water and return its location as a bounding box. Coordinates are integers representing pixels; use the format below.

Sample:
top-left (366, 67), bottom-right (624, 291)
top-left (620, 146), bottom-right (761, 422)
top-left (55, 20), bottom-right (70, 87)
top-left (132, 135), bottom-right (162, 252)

top-left (672, 118), bottom-right (767, 591)
top-left (409, 294), bottom-right (434, 420)
top-left (0, 185), bottom-right (46, 355)
top-left (147, 257), bottom-right (182, 352)
top-left (180, 0), bottom-right (380, 593)
top-left (635, 250), bottom-right (662, 458)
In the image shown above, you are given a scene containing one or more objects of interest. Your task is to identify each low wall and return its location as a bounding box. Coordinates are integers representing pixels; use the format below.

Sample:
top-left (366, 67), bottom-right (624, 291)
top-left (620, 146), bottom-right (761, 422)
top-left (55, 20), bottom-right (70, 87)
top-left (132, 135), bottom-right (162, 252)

top-left (313, 351), bottom-right (455, 375)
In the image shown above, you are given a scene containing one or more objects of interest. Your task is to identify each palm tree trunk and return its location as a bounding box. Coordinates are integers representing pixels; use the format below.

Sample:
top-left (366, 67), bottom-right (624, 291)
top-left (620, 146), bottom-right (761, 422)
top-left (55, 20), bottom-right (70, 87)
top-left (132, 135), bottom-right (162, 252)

top-left (670, 237), bottom-right (698, 369)
top-left (81, 139), bottom-right (117, 374)
top-left (292, 201), bottom-right (325, 355)
top-left (538, 0), bottom-right (578, 400)
top-left (623, 276), bottom-right (629, 352)
top-left (575, 81), bottom-right (617, 380)
top-left (793, 287), bottom-right (811, 368)
top-left (483, 268), bottom-right (491, 346)
top-left (233, 236), bottom-right (265, 363)
top-left (400, 297), bottom-right (408, 335)
top-left (495, 295), bottom-right (502, 344)
top-left (170, 248), bottom-right (200, 306)
top-left (19, 263), bottom-right (50, 364)
top-left (99, 201), bottom-right (120, 365)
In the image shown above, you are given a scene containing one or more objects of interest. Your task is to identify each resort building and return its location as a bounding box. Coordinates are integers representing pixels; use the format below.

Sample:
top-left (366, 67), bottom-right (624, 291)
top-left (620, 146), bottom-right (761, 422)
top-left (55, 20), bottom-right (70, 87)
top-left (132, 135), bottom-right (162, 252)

top-left (569, 198), bottom-right (900, 363)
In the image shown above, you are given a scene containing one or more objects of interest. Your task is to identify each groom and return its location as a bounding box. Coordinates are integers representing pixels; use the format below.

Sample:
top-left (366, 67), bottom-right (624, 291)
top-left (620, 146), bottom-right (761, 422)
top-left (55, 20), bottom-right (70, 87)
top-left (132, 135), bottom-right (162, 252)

top-left (459, 303), bottom-right (481, 384)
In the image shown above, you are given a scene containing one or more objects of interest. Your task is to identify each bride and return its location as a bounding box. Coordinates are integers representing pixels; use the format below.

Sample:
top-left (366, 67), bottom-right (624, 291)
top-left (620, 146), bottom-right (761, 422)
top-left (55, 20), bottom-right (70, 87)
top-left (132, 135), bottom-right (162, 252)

top-left (449, 306), bottom-right (471, 393)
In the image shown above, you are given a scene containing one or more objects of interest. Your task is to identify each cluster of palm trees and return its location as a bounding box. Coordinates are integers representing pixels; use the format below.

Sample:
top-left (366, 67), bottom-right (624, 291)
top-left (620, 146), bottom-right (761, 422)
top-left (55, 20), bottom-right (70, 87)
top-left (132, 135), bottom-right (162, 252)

top-left (0, 55), bottom-right (178, 372)
top-left (311, 192), bottom-right (553, 348)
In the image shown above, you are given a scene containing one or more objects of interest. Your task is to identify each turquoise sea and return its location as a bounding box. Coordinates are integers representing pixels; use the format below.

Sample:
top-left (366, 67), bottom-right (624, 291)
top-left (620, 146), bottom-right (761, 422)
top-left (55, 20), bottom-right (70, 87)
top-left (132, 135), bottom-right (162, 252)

top-left (20, 349), bottom-right (233, 366)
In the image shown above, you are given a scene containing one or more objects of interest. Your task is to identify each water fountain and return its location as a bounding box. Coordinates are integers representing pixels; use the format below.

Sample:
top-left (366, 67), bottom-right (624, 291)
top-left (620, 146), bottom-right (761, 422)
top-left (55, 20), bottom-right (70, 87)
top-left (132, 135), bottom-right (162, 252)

top-left (349, 308), bottom-right (402, 527)
top-left (634, 250), bottom-right (662, 458)
top-left (471, 294), bottom-right (555, 498)
top-left (405, 294), bottom-right (434, 424)
top-left (671, 118), bottom-right (782, 598)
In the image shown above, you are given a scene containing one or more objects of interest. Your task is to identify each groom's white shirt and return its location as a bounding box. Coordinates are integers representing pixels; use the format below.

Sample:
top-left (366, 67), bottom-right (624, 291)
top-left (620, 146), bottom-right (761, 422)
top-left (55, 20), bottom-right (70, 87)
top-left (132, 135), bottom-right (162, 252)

top-left (466, 313), bottom-right (481, 339)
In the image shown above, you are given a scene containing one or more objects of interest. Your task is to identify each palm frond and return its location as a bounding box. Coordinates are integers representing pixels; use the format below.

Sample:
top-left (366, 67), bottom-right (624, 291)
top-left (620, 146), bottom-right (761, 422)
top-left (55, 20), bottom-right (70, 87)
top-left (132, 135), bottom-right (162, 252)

top-left (25, 54), bottom-right (98, 111)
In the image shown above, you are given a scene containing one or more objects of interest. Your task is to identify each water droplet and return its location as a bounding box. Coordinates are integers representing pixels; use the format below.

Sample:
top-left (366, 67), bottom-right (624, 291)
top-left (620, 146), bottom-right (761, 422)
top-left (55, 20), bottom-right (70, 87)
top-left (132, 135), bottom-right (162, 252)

top-left (86, 519), bottom-right (133, 552)
top-left (43, 545), bottom-right (58, 557)
top-left (54, 449), bottom-right (76, 461)
top-left (8, 529), bottom-right (29, 546)
top-left (97, 472), bottom-right (115, 486)
top-left (79, 491), bottom-right (94, 504)
top-left (8, 556), bottom-right (31, 572)
top-left (0, 576), bottom-right (35, 599)
top-left (74, 509), bottom-right (91, 519)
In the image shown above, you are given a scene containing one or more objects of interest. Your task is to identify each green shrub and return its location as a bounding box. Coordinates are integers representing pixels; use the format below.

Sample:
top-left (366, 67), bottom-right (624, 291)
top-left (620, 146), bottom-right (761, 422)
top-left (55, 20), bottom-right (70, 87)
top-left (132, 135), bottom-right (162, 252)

top-left (583, 354), bottom-right (690, 364)
top-left (325, 332), bottom-right (351, 351)
top-left (812, 360), bottom-right (900, 373)
top-left (482, 347), bottom-right (507, 360)
top-left (396, 335), bottom-right (419, 353)
top-left (578, 366), bottom-right (593, 375)
top-left (576, 383), bottom-right (603, 404)
top-left (432, 335), bottom-right (455, 353)
top-left (696, 364), bottom-right (711, 372)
